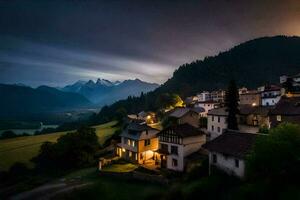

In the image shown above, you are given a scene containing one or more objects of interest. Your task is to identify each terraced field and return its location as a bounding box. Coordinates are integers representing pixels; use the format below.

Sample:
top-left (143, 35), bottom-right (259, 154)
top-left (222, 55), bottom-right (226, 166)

top-left (0, 121), bottom-right (118, 171)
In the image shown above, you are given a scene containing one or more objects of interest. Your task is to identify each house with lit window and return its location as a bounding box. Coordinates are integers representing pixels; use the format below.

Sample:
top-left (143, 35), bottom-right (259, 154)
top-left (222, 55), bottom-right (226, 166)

top-left (268, 96), bottom-right (300, 128)
top-left (156, 123), bottom-right (206, 171)
top-left (116, 121), bottom-right (159, 164)
top-left (239, 90), bottom-right (261, 106)
top-left (203, 130), bottom-right (258, 178)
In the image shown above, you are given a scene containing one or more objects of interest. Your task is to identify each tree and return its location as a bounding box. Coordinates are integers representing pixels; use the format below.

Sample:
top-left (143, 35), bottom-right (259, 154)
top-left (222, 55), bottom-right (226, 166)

top-left (246, 123), bottom-right (300, 183)
top-left (225, 80), bottom-right (239, 130)
top-left (33, 126), bottom-right (99, 170)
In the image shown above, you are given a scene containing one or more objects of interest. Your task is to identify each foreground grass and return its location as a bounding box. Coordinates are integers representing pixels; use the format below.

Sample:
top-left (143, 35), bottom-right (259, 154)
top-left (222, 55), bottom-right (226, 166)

top-left (0, 121), bottom-right (118, 171)
top-left (56, 167), bottom-right (164, 200)
top-left (102, 163), bottom-right (138, 173)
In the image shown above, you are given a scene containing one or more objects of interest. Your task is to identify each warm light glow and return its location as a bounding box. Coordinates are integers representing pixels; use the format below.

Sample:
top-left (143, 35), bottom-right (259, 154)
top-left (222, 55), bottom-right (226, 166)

top-left (252, 102), bottom-right (256, 107)
top-left (122, 148), bottom-right (126, 152)
top-left (147, 115), bottom-right (151, 119)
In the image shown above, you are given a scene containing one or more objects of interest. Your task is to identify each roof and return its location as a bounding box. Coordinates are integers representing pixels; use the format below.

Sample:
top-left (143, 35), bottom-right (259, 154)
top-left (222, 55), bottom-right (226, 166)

top-left (203, 131), bottom-right (258, 158)
top-left (158, 123), bottom-right (205, 138)
top-left (263, 85), bottom-right (281, 92)
top-left (239, 105), bottom-right (273, 116)
top-left (269, 96), bottom-right (300, 115)
top-left (191, 107), bottom-right (205, 114)
top-left (196, 100), bottom-right (218, 104)
top-left (126, 121), bottom-right (157, 132)
top-left (169, 107), bottom-right (195, 118)
top-left (207, 107), bottom-right (228, 116)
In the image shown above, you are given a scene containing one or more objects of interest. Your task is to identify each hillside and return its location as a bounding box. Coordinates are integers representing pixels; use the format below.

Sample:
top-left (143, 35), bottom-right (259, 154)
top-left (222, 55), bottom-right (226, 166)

top-left (93, 36), bottom-right (300, 123)
top-left (62, 78), bottom-right (159, 105)
top-left (0, 84), bottom-right (91, 118)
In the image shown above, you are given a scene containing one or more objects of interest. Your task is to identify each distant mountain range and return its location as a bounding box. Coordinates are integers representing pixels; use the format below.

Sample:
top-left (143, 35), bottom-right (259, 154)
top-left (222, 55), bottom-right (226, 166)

top-left (0, 84), bottom-right (91, 118)
top-left (61, 78), bottom-right (159, 105)
top-left (0, 78), bottom-right (159, 119)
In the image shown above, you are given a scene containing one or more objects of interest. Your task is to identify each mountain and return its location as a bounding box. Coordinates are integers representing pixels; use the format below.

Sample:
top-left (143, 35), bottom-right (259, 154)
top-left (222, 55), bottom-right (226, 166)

top-left (62, 78), bottom-right (159, 105)
top-left (92, 36), bottom-right (300, 123)
top-left (0, 84), bottom-right (91, 118)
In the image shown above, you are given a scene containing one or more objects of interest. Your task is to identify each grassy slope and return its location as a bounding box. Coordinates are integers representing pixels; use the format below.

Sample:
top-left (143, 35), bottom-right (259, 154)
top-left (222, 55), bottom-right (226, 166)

top-left (0, 121), bottom-right (118, 171)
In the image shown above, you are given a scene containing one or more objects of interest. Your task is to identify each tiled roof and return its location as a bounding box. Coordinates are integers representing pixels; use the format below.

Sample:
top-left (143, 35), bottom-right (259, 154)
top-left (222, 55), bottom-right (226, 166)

top-left (269, 96), bottom-right (300, 115)
top-left (203, 130), bottom-right (258, 158)
top-left (127, 121), bottom-right (157, 131)
top-left (158, 123), bottom-right (205, 138)
top-left (207, 107), bottom-right (228, 116)
top-left (191, 107), bottom-right (205, 114)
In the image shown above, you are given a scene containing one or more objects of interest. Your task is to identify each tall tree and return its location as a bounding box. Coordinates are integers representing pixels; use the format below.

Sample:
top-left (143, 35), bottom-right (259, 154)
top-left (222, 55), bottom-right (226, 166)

top-left (225, 80), bottom-right (239, 130)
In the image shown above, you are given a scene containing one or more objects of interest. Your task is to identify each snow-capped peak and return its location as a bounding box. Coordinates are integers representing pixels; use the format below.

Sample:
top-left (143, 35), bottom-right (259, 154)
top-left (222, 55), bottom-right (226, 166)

top-left (96, 78), bottom-right (114, 86)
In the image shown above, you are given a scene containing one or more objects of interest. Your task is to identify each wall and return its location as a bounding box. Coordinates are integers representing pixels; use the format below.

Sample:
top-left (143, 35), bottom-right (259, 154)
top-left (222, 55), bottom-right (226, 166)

top-left (208, 152), bottom-right (245, 178)
top-left (179, 112), bottom-right (199, 127)
top-left (207, 115), bottom-right (227, 140)
top-left (240, 93), bottom-right (261, 105)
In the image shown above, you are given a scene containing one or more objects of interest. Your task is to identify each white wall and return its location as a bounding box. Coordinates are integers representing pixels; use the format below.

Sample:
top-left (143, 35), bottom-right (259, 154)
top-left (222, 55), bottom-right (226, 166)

top-left (207, 115), bottom-right (227, 140)
top-left (208, 152), bottom-right (245, 178)
top-left (159, 134), bottom-right (205, 171)
top-left (261, 95), bottom-right (281, 106)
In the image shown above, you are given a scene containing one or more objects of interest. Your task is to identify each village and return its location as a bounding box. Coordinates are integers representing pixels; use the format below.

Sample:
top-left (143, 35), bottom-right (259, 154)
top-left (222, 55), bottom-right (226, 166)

top-left (98, 72), bottom-right (300, 179)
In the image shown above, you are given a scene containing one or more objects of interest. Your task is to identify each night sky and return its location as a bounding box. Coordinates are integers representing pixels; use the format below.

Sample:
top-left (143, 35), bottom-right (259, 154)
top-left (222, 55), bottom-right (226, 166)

top-left (0, 0), bottom-right (299, 87)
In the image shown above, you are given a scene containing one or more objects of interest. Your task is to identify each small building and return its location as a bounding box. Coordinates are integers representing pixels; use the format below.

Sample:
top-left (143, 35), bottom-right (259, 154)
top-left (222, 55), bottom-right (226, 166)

top-left (239, 105), bottom-right (272, 131)
top-left (168, 107), bottom-right (204, 128)
top-left (210, 90), bottom-right (226, 102)
top-left (203, 131), bottom-right (258, 178)
top-left (116, 121), bottom-right (160, 164)
top-left (156, 123), bottom-right (206, 171)
top-left (197, 91), bottom-right (212, 102)
top-left (268, 96), bottom-right (300, 128)
top-left (239, 90), bottom-right (261, 106)
top-left (261, 85), bottom-right (282, 106)
top-left (207, 107), bottom-right (228, 140)
top-left (194, 100), bottom-right (219, 116)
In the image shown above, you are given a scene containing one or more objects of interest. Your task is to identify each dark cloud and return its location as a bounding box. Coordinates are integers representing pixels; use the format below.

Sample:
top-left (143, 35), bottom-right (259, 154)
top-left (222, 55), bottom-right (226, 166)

top-left (0, 0), bottom-right (299, 86)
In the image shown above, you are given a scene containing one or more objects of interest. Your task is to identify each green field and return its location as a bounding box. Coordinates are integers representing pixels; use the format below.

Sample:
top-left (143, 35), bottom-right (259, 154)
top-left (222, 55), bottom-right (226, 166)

top-left (0, 121), bottom-right (118, 171)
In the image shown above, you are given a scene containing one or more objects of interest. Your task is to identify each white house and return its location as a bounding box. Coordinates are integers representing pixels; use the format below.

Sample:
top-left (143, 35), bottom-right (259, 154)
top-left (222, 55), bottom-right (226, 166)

top-left (197, 91), bottom-right (211, 102)
top-left (156, 123), bottom-right (206, 171)
top-left (203, 131), bottom-right (258, 178)
top-left (194, 100), bottom-right (219, 116)
top-left (207, 107), bottom-right (228, 140)
top-left (261, 85), bottom-right (282, 106)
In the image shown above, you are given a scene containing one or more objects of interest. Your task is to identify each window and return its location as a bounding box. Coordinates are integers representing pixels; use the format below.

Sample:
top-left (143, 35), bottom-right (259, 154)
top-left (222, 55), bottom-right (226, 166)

top-left (235, 159), bottom-right (239, 168)
top-left (277, 115), bottom-right (282, 122)
top-left (161, 143), bottom-right (168, 151)
top-left (212, 154), bottom-right (217, 163)
top-left (218, 116), bottom-right (220, 122)
top-left (211, 126), bottom-right (214, 131)
top-left (132, 140), bottom-right (135, 147)
top-left (171, 146), bottom-right (178, 155)
top-left (144, 139), bottom-right (150, 146)
top-left (172, 159), bottom-right (178, 167)
top-left (217, 127), bottom-right (221, 133)
top-left (212, 116), bottom-right (214, 121)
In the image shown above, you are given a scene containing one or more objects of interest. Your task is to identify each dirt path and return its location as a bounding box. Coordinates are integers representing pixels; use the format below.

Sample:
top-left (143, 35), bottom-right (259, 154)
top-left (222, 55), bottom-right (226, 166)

top-left (10, 180), bottom-right (92, 200)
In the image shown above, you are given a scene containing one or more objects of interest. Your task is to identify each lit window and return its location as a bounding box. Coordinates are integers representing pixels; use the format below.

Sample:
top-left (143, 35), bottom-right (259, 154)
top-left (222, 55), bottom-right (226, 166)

top-left (277, 115), bottom-right (282, 122)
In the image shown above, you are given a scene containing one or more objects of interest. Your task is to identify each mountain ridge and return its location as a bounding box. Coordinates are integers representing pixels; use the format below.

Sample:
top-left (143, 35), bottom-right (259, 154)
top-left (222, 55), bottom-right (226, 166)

top-left (93, 35), bottom-right (300, 123)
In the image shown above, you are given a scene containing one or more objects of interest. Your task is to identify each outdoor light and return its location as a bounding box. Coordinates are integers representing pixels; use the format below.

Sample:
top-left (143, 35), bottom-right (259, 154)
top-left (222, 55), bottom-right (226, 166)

top-left (252, 103), bottom-right (256, 107)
